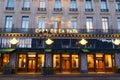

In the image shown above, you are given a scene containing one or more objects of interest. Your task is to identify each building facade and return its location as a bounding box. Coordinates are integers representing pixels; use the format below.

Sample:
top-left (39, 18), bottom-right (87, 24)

top-left (0, 0), bottom-right (120, 74)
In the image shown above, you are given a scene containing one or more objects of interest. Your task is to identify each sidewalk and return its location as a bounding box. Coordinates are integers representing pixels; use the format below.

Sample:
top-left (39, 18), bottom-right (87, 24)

top-left (0, 73), bottom-right (120, 80)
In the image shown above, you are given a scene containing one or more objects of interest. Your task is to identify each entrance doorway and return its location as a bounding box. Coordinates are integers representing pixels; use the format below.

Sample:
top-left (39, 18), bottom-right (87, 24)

top-left (96, 59), bottom-right (104, 72)
top-left (28, 59), bottom-right (36, 72)
top-left (62, 57), bottom-right (70, 72)
top-left (62, 55), bottom-right (70, 72)
top-left (87, 53), bottom-right (114, 72)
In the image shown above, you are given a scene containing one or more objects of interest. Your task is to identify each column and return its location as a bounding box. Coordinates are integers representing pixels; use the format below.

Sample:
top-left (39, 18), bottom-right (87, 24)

top-left (115, 53), bottom-right (120, 68)
top-left (45, 53), bottom-right (52, 67)
top-left (80, 53), bottom-right (88, 73)
top-left (9, 53), bottom-right (17, 68)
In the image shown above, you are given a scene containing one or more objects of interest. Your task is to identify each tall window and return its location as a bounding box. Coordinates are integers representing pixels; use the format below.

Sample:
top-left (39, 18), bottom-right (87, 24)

top-left (70, 0), bottom-right (77, 9)
top-left (101, 0), bottom-right (108, 12)
top-left (70, 17), bottom-right (77, 29)
top-left (23, 0), bottom-right (30, 8)
top-left (85, 0), bottom-right (93, 11)
top-left (116, 0), bottom-right (120, 11)
top-left (5, 16), bottom-right (13, 32)
top-left (39, 0), bottom-right (46, 8)
top-left (86, 17), bottom-right (93, 32)
top-left (7, 0), bottom-right (14, 8)
top-left (21, 16), bottom-right (29, 31)
top-left (38, 17), bottom-right (45, 28)
top-left (18, 38), bottom-right (31, 48)
top-left (117, 17), bottom-right (120, 30)
top-left (102, 17), bottom-right (109, 32)
top-left (55, 0), bottom-right (62, 9)
top-left (53, 17), bottom-right (61, 28)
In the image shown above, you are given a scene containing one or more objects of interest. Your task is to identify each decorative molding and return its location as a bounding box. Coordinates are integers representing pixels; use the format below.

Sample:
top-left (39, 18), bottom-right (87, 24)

top-left (0, 33), bottom-right (120, 39)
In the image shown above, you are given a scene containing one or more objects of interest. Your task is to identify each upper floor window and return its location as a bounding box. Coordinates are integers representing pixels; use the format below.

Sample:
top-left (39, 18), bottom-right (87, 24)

top-left (21, 16), bottom-right (29, 31)
top-left (7, 0), bottom-right (14, 8)
top-left (117, 17), bottom-right (120, 30)
top-left (39, 0), bottom-right (46, 8)
top-left (70, 0), bottom-right (77, 9)
top-left (116, 0), bottom-right (120, 12)
top-left (86, 17), bottom-right (93, 32)
top-left (55, 0), bottom-right (62, 9)
top-left (70, 17), bottom-right (77, 29)
top-left (53, 17), bottom-right (61, 28)
top-left (102, 17), bottom-right (109, 32)
top-left (101, 0), bottom-right (108, 12)
top-left (23, 0), bottom-right (30, 8)
top-left (85, 0), bottom-right (93, 11)
top-left (5, 16), bottom-right (13, 32)
top-left (38, 17), bottom-right (46, 28)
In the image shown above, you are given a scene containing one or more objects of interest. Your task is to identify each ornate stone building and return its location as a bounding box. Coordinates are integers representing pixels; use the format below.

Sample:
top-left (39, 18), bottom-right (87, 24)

top-left (0, 0), bottom-right (120, 74)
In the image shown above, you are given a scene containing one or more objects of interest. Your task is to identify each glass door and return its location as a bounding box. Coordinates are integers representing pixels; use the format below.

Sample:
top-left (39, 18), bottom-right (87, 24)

top-left (96, 59), bottom-right (104, 72)
top-left (62, 54), bottom-right (70, 72)
top-left (28, 59), bottom-right (36, 72)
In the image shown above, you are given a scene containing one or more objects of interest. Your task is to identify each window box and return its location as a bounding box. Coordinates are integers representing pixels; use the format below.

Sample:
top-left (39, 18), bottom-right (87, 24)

top-left (101, 9), bottom-right (109, 12)
top-left (38, 8), bottom-right (46, 11)
top-left (54, 8), bottom-right (62, 11)
top-left (6, 7), bottom-right (14, 10)
top-left (69, 8), bottom-right (78, 11)
top-left (85, 9), bottom-right (93, 12)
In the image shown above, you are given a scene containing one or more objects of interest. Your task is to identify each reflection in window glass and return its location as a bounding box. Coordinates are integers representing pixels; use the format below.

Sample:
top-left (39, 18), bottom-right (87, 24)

top-left (18, 54), bottom-right (26, 68)
top-left (72, 55), bottom-right (78, 68)
top-left (87, 54), bottom-right (94, 68)
top-left (105, 55), bottom-right (112, 68)
top-left (37, 54), bottom-right (44, 68)
top-left (53, 55), bottom-right (60, 68)
top-left (3, 54), bottom-right (9, 66)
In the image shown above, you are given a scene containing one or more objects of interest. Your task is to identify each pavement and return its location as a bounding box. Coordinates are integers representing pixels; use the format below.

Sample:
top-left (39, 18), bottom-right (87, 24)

top-left (0, 73), bottom-right (120, 80)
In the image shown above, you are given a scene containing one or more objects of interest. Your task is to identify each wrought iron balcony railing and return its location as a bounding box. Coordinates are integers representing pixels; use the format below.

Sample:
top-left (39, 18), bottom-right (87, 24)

top-left (0, 28), bottom-right (120, 34)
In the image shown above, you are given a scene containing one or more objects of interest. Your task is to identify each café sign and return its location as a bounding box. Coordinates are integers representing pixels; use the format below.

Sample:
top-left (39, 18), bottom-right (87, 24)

top-left (35, 28), bottom-right (78, 34)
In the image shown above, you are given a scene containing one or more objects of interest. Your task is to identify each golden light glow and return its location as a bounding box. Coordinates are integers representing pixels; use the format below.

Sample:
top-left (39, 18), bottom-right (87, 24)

top-left (10, 38), bottom-right (19, 45)
top-left (78, 39), bottom-right (88, 45)
top-left (113, 39), bottom-right (120, 45)
top-left (45, 38), bottom-right (54, 45)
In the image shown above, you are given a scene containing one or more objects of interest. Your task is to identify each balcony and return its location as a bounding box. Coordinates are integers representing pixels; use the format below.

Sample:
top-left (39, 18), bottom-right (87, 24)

top-left (0, 28), bottom-right (120, 34)
top-left (5, 7), bottom-right (14, 10)
top-left (54, 8), bottom-right (62, 11)
top-left (69, 8), bottom-right (78, 11)
top-left (38, 8), bottom-right (46, 11)
top-left (101, 9), bottom-right (109, 12)
top-left (22, 7), bottom-right (30, 11)
top-left (85, 8), bottom-right (93, 12)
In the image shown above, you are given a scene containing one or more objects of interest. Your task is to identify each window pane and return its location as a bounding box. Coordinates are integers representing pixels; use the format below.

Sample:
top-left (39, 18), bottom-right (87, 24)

top-left (102, 17), bottom-right (108, 32)
top-left (70, 17), bottom-right (77, 29)
top-left (18, 54), bottom-right (26, 68)
top-left (55, 0), bottom-right (61, 8)
top-left (39, 0), bottom-right (46, 8)
top-left (86, 0), bottom-right (92, 9)
top-left (22, 16), bottom-right (29, 31)
top-left (3, 54), bottom-right (9, 66)
top-left (38, 17), bottom-right (45, 28)
top-left (7, 0), bottom-right (14, 7)
top-left (23, 0), bottom-right (30, 8)
top-left (70, 0), bottom-right (77, 8)
top-left (105, 55), bottom-right (112, 68)
top-left (117, 17), bottom-right (120, 30)
top-left (101, 0), bottom-right (107, 9)
top-left (86, 17), bottom-right (93, 32)
top-left (116, 0), bottom-right (120, 9)
top-left (72, 55), bottom-right (79, 68)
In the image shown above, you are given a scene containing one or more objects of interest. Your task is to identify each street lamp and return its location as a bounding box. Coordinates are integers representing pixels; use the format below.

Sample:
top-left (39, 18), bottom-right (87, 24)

top-left (78, 38), bottom-right (88, 45)
top-left (112, 39), bottom-right (120, 45)
top-left (10, 38), bottom-right (19, 45)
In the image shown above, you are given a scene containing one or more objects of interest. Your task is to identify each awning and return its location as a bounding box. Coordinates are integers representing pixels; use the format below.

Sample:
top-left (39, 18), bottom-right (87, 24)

top-left (0, 49), bottom-right (15, 53)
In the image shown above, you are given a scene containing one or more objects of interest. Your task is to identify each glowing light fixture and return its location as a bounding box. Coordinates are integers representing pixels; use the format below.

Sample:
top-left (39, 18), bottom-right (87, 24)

top-left (78, 38), bottom-right (88, 45)
top-left (10, 38), bottom-right (19, 45)
top-left (45, 38), bottom-right (54, 45)
top-left (113, 39), bottom-right (120, 45)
